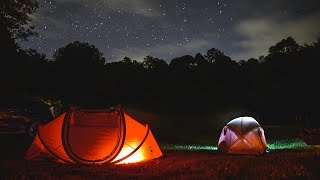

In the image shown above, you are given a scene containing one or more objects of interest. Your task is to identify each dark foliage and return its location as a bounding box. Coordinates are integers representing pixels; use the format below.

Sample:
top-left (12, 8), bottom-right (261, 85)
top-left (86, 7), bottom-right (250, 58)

top-left (0, 0), bottom-right (39, 40)
top-left (2, 36), bottom-right (320, 127)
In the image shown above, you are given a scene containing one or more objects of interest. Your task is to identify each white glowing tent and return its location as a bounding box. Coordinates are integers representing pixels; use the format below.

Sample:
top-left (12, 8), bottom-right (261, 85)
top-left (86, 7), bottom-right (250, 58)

top-left (218, 117), bottom-right (268, 155)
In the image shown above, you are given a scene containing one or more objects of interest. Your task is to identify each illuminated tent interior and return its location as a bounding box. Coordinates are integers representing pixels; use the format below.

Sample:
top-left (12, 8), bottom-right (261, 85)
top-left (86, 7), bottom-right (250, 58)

top-left (218, 117), bottom-right (268, 155)
top-left (25, 107), bottom-right (162, 164)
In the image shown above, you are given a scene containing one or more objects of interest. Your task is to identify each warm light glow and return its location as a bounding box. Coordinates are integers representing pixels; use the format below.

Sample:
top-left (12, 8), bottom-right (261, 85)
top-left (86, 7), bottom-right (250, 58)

top-left (116, 149), bottom-right (146, 164)
top-left (111, 144), bottom-right (146, 164)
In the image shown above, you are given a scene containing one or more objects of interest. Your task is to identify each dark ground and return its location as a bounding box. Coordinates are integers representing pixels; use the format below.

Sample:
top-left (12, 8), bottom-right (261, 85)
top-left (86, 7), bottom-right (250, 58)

top-left (0, 149), bottom-right (320, 179)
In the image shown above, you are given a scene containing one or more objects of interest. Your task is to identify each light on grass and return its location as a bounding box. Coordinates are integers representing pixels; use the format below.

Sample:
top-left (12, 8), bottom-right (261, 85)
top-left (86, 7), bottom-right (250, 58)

top-left (267, 138), bottom-right (311, 150)
top-left (163, 138), bottom-right (320, 151)
top-left (163, 145), bottom-right (217, 151)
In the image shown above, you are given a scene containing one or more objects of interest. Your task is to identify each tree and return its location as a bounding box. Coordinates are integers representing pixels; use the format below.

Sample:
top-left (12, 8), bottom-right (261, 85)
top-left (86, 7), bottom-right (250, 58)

top-left (142, 56), bottom-right (168, 72)
top-left (0, 22), bottom-right (18, 57)
top-left (169, 55), bottom-right (196, 71)
top-left (268, 37), bottom-right (300, 55)
top-left (53, 41), bottom-right (105, 66)
top-left (52, 41), bottom-right (106, 104)
top-left (121, 56), bottom-right (133, 64)
top-left (205, 48), bottom-right (231, 63)
top-left (194, 53), bottom-right (207, 66)
top-left (0, 0), bottom-right (40, 76)
top-left (0, 0), bottom-right (39, 40)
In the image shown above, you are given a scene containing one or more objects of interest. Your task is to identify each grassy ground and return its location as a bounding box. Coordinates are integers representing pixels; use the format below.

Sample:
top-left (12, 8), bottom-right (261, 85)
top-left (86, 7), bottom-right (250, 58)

top-left (1, 108), bottom-right (320, 179)
top-left (1, 149), bottom-right (320, 179)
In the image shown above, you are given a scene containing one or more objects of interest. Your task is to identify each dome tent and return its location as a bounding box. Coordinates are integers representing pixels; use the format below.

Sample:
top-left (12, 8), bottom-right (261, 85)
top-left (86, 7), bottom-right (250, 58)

top-left (25, 106), bottom-right (162, 164)
top-left (218, 117), bottom-right (267, 155)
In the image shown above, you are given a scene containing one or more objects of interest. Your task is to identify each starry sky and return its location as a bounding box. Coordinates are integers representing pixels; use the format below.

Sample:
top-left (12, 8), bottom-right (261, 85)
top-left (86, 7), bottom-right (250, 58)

top-left (21, 0), bottom-right (320, 62)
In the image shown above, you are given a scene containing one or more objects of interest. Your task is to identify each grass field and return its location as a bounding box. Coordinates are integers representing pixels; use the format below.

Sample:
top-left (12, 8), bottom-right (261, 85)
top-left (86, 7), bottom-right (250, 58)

top-left (1, 148), bottom-right (320, 179)
top-left (1, 109), bottom-right (320, 179)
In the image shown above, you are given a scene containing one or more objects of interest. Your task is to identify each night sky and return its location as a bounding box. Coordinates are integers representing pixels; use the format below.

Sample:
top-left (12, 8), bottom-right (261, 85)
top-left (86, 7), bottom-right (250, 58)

top-left (21, 0), bottom-right (320, 62)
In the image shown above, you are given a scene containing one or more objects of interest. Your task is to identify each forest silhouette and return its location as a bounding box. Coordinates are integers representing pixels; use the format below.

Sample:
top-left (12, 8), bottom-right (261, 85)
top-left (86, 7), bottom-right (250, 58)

top-left (1, 0), bottom-right (320, 127)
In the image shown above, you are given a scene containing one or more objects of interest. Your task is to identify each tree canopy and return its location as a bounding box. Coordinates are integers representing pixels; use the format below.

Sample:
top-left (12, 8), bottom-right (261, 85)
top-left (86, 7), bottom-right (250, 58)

top-left (0, 0), bottom-right (39, 40)
top-left (53, 41), bottom-right (106, 66)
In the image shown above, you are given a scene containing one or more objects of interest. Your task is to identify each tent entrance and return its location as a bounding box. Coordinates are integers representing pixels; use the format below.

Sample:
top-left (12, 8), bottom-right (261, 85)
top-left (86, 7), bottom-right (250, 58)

top-left (62, 107), bottom-right (126, 164)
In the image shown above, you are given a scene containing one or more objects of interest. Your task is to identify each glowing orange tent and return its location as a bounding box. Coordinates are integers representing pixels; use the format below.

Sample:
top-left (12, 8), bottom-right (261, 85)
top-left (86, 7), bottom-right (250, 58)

top-left (218, 117), bottom-right (268, 155)
top-left (25, 107), bottom-right (162, 164)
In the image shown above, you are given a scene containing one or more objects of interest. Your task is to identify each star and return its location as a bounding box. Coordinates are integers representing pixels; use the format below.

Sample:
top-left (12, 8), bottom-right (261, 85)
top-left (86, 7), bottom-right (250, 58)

top-left (19, 0), bottom-right (320, 62)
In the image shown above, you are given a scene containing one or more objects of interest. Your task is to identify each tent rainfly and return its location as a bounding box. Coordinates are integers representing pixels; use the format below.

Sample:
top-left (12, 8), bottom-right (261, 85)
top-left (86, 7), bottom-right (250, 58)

top-left (25, 106), bottom-right (162, 164)
top-left (218, 117), bottom-right (268, 155)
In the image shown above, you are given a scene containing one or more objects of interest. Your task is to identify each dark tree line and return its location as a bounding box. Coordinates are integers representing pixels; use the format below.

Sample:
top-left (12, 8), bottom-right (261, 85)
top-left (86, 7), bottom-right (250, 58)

top-left (1, 0), bottom-right (320, 126)
top-left (1, 37), bottom-right (320, 126)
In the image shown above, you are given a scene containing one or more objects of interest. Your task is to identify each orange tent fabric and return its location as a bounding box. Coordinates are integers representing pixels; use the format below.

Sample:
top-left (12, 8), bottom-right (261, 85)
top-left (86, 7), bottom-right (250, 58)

top-left (25, 107), bottom-right (162, 164)
top-left (218, 117), bottom-right (268, 155)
